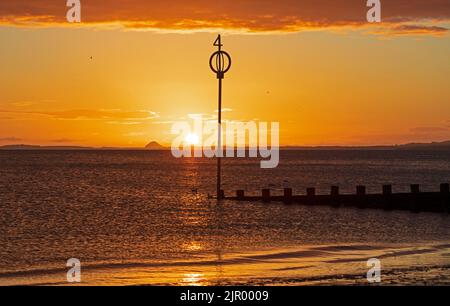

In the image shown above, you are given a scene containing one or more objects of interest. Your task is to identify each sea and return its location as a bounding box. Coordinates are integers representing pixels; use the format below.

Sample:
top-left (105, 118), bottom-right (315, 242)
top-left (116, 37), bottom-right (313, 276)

top-left (0, 150), bottom-right (449, 285)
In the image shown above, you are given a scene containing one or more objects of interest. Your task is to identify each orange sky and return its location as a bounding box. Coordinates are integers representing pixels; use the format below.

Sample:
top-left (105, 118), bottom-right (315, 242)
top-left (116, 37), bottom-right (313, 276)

top-left (0, 1), bottom-right (449, 147)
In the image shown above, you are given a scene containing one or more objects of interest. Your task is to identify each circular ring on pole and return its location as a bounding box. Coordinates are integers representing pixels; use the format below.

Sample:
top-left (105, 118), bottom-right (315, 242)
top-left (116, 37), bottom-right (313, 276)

top-left (210, 51), bottom-right (232, 79)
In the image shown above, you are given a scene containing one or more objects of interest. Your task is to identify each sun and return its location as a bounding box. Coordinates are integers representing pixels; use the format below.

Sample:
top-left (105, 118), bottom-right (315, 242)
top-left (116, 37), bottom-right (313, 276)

top-left (185, 133), bottom-right (200, 145)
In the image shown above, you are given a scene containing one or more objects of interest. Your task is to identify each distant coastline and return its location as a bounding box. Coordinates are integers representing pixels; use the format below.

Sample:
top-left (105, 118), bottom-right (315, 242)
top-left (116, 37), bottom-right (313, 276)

top-left (1, 140), bottom-right (450, 151)
top-left (0, 144), bottom-right (166, 151)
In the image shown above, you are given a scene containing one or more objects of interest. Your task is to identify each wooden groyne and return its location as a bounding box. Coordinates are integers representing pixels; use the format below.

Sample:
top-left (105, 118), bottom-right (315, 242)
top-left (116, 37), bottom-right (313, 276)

top-left (220, 184), bottom-right (450, 214)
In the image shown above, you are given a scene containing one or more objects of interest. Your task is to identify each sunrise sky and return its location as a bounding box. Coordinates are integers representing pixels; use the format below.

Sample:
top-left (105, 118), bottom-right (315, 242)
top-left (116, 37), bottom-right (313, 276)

top-left (0, 0), bottom-right (449, 147)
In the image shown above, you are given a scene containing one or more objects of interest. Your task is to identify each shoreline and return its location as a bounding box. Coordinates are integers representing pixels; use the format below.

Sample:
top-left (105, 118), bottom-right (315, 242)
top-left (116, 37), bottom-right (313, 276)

top-left (1, 242), bottom-right (449, 286)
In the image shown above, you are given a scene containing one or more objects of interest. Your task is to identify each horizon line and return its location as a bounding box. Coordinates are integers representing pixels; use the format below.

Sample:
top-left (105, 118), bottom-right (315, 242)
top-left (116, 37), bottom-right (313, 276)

top-left (1, 140), bottom-right (450, 150)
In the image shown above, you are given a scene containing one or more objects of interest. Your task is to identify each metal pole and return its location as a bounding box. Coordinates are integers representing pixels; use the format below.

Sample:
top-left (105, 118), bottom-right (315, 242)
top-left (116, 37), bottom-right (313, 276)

top-left (209, 34), bottom-right (231, 200)
top-left (217, 77), bottom-right (222, 199)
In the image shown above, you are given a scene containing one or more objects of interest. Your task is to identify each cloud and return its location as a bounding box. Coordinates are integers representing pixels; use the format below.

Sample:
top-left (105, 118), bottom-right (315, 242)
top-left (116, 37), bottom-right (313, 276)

top-left (106, 121), bottom-right (145, 125)
top-left (124, 132), bottom-right (146, 137)
top-left (152, 120), bottom-right (177, 125)
top-left (40, 109), bottom-right (158, 120)
top-left (408, 126), bottom-right (450, 140)
top-left (0, 109), bottom-right (159, 121)
top-left (372, 24), bottom-right (449, 36)
top-left (215, 108), bottom-right (233, 113)
top-left (51, 138), bottom-right (76, 143)
top-left (0, 0), bottom-right (448, 36)
top-left (0, 137), bottom-right (22, 142)
top-left (410, 126), bottom-right (449, 133)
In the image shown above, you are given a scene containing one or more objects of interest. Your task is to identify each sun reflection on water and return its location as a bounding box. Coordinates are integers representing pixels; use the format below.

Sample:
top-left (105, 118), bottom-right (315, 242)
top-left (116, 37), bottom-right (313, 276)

top-left (181, 273), bottom-right (207, 286)
top-left (183, 241), bottom-right (203, 251)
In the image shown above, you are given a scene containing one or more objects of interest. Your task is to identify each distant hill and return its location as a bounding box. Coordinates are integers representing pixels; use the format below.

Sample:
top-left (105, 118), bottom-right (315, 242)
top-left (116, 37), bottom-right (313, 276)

top-left (0, 140), bottom-right (449, 151)
top-left (284, 140), bottom-right (450, 151)
top-left (144, 141), bottom-right (166, 150)
top-left (0, 142), bottom-right (169, 151)
top-left (395, 141), bottom-right (450, 150)
top-left (0, 144), bottom-right (93, 150)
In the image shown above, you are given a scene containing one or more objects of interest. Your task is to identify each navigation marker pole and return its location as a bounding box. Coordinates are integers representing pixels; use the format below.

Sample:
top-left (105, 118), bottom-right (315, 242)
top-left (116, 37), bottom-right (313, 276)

top-left (209, 35), bottom-right (232, 200)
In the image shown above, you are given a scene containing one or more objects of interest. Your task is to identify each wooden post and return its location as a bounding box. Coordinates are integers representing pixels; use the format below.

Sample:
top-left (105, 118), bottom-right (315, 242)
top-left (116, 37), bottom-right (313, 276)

top-left (284, 188), bottom-right (292, 204)
top-left (383, 185), bottom-right (392, 195)
top-left (307, 188), bottom-right (316, 197)
top-left (356, 186), bottom-right (366, 209)
top-left (218, 190), bottom-right (225, 200)
top-left (382, 185), bottom-right (393, 210)
top-left (262, 189), bottom-right (271, 203)
top-left (410, 185), bottom-right (420, 213)
top-left (411, 184), bottom-right (420, 194)
top-left (237, 190), bottom-right (245, 200)
top-left (331, 186), bottom-right (339, 197)
top-left (356, 185), bottom-right (366, 196)
top-left (331, 186), bottom-right (339, 207)
top-left (440, 184), bottom-right (449, 214)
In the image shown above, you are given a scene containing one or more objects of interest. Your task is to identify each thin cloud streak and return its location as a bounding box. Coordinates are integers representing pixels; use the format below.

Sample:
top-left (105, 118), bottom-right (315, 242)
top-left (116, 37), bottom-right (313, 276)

top-left (0, 137), bottom-right (22, 142)
top-left (0, 0), bottom-right (449, 36)
top-left (0, 109), bottom-right (160, 121)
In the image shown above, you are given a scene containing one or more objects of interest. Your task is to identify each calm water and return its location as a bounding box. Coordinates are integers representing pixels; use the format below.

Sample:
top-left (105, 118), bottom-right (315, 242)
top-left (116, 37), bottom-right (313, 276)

top-left (0, 150), bottom-right (449, 285)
